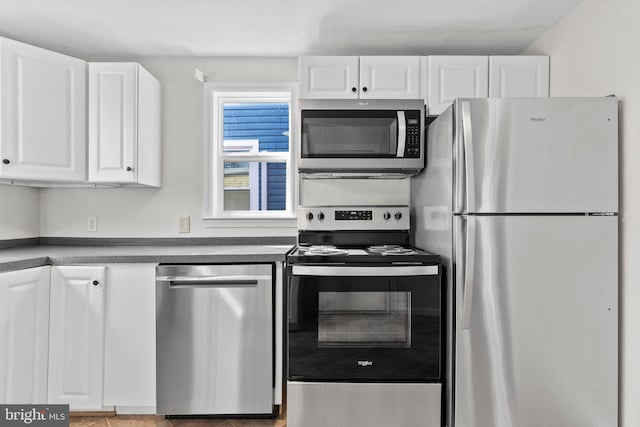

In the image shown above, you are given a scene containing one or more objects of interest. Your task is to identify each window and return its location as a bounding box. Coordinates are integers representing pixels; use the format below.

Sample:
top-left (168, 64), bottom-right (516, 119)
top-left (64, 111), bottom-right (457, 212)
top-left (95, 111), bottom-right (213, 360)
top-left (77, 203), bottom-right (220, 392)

top-left (204, 83), bottom-right (297, 226)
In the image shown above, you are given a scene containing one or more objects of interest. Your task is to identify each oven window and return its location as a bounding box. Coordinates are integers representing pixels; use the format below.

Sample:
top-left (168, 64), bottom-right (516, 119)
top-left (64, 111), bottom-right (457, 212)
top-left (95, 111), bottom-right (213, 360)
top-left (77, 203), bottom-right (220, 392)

top-left (318, 291), bottom-right (411, 348)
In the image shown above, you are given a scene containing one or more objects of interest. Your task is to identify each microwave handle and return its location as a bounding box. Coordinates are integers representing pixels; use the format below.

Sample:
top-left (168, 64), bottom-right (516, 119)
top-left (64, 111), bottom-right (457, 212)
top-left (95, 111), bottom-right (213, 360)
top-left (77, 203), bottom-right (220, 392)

top-left (396, 111), bottom-right (406, 157)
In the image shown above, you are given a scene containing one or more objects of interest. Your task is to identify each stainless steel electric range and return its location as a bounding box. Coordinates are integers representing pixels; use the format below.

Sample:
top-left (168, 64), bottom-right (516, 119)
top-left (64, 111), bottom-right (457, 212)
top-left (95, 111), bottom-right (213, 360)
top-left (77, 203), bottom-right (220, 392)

top-left (286, 206), bottom-right (443, 427)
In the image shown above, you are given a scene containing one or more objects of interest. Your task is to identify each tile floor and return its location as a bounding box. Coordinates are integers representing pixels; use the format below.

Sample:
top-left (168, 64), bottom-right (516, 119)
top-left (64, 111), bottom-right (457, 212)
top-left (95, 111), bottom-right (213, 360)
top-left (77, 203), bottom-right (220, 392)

top-left (70, 415), bottom-right (286, 427)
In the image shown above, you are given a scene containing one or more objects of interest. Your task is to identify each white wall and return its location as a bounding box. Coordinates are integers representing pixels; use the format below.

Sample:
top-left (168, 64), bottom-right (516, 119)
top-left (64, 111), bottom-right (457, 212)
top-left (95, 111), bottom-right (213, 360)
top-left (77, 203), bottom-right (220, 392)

top-left (0, 185), bottom-right (40, 239)
top-left (40, 57), bottom-right (299, 237)
top-left (526, 1), bottom-right (640, 425)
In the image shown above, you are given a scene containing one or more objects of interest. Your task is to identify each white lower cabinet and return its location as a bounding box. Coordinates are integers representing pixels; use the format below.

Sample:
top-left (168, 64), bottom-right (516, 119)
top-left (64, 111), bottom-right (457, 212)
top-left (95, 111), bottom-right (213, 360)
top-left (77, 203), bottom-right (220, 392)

top-left (47, 263), bottom-right (156, 413)
top-left (103, 264), bottom-right (156, 413)
top-left (48, 265), bottom-right (108, 411)
top-left (0, 266), bottom-right (50, 404)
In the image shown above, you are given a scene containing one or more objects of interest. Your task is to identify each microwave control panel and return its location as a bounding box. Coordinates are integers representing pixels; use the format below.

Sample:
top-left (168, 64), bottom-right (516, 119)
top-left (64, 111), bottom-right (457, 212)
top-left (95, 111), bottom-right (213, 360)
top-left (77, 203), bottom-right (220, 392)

top-left (404, 110), bottom-right (422, 158)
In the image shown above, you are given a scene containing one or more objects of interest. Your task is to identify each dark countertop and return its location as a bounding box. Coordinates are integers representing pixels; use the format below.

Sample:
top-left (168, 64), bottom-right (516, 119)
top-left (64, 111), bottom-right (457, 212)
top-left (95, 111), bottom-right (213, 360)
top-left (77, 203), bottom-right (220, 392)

top-left (0, 244), bottom-right (294, 273)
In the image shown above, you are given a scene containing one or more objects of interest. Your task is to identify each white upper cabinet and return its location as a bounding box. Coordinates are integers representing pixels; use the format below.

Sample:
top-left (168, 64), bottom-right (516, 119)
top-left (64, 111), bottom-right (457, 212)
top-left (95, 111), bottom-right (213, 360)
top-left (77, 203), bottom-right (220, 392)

top-left (299, 56), bottom-right (359, 99)
top-left (0, 37), bottom-right (86, 182)
top-left (299, 56), bottom-right (420, 99)
top-left (359, 56), bottom-right (420, 99)
top-left (489, 55), bottom-right (550, 98)
top-left (89, 62), bottom-right (161, 187)
top-left (0, 266), bottom-right (50, 404)
top-left (427, 56), bottom-right (489, 115)
top-left (48, 265), bottom-right (108, 411)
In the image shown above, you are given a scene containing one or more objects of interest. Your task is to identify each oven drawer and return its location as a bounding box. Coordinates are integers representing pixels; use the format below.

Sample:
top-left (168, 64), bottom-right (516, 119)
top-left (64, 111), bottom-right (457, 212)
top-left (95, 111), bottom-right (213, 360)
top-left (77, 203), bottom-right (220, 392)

top-left (287, 264), bottom-right (442, 381)
top-left (287, 381), bottom-right (441, 427)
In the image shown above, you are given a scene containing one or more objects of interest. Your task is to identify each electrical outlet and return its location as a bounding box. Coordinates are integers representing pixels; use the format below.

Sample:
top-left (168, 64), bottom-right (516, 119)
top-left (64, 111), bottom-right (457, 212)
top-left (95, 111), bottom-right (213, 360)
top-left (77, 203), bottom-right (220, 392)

top-left (178, 216), bottom-right (190, 233)
top-left (88, 216), bottom-right (98, 232)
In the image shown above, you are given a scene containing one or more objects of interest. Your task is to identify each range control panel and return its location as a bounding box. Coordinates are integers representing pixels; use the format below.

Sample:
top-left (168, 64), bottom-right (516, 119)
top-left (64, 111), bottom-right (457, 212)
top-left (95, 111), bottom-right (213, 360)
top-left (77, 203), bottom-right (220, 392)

top-left (298, 206), bottom-right (410, 231)
top-left (335, 210), bottom-right (373, 221)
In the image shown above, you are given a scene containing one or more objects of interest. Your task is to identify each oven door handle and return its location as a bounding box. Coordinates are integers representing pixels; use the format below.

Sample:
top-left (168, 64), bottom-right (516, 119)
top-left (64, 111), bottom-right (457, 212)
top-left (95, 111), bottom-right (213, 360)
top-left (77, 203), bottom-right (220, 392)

top-left (291, 265), bottom-right (438, 277)
top-left (396, 111), bottom-right (406, 157)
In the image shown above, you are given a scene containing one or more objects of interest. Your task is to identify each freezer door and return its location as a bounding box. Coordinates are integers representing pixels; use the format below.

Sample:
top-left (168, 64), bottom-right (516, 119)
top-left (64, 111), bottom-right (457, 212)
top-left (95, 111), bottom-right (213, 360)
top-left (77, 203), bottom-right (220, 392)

top-left (454, 215), bottom-right (618, 427)
top-left (454, 97), bottom-right (618, 214)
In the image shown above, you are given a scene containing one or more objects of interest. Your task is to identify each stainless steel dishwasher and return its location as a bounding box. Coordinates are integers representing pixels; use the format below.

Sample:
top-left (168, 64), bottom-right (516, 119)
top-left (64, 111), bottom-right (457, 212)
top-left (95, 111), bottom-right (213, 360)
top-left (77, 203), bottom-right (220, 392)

top-left (156, 264), bottom-right (273, 415)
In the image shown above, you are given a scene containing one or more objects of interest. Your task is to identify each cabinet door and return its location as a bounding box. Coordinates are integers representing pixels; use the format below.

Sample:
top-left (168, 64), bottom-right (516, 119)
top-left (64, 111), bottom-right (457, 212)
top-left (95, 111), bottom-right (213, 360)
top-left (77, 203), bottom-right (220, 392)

top-left (0, 266), bottom-right (50, 404)
top-left (88, 63), bottom-right (138, 183)
top-left (359, 56), bottom-right (420, 99)
top-left (0, 38), bottom-right (86, 181)
top-left (489, 56), bottom-right (549, 98)
top-left (427, 56), bottom-right (488, 115)
top-left (135, 66), bottom-right (162, 187)
top-left (299, 56), bottom-right (359, 99)
top-left (49, 266), bottom-right (107, 410)
top-left (103, 264), bottom-right (156, 410)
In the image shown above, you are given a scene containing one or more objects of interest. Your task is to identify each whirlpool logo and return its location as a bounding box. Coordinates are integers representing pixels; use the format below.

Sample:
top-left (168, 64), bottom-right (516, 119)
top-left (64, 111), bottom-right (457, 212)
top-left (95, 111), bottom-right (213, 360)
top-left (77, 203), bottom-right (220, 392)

top-left (1, 405), bottom-right (68, 426)
top-left (357, 360), bottom-right (373, 367)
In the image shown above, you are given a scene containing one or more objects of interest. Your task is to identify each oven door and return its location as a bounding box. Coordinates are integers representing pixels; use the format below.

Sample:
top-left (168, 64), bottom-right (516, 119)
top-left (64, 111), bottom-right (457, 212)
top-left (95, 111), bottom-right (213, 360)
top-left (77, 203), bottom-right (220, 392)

top-left (288, 264), bottom-right (441, 382)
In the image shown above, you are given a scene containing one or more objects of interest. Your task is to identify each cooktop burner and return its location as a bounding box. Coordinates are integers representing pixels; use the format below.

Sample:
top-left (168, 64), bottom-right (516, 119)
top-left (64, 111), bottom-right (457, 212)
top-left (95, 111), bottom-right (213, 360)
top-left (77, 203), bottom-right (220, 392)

top-left (299, 245), bottom-right (350, 256)
top-left (368, 245), bottom-right (418, 255)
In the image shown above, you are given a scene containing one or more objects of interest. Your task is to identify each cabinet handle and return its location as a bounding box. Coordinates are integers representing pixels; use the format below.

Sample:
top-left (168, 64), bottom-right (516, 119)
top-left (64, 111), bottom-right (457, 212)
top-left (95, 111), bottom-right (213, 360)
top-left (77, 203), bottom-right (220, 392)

top-left (362, 87), bottom-right (368, 92)
top-left (126, 166), bottom-right (133, 172)
top-left (351, 87), bottom-right (357, 92)
top-left (92, 280), bottom-right (99, 286)
top-left (2, 159), bottom-right (9, 165)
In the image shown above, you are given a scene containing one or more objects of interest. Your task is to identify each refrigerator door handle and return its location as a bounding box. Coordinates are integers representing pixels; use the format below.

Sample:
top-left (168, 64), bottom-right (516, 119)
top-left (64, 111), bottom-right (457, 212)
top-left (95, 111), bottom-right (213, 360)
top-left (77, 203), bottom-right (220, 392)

top-left (462, 215), bottom-right (477, 330)
top-left (461, 101), bottom-right (476, 213)
top-left (454, 103), bottom-right (464, 213)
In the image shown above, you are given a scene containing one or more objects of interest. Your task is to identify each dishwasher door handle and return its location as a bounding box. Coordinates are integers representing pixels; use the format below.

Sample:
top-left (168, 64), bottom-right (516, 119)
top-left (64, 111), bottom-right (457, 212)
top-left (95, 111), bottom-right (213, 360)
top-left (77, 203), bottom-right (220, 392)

top-left (168, 280), bottom-right (258, 289)
top-left (158, 275), bottom-right (270, 288)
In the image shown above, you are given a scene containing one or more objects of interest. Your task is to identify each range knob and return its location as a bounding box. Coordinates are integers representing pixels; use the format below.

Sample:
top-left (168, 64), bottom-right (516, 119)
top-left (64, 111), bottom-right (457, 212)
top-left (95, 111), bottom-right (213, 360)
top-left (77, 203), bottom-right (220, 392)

top-left (306, 212), bottom-right (314, 221)
top-left (383, 212), bottom-right (391, 220)
top-left (394, 212), bottom-right (403, 220)
top-left (317, 212), bottom-right (325, 220)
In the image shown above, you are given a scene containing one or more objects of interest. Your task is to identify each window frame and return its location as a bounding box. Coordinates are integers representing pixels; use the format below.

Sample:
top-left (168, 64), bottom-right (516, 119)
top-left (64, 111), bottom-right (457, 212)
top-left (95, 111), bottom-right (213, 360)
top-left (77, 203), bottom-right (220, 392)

top-left (203, 82), bottom-right (298, 227)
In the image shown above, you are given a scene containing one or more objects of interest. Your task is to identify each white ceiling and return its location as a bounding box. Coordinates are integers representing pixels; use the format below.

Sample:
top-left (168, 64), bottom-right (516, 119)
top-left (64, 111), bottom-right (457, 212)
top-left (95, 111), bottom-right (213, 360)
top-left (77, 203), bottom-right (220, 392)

top-left (0, 0), bottom-right (582, 59)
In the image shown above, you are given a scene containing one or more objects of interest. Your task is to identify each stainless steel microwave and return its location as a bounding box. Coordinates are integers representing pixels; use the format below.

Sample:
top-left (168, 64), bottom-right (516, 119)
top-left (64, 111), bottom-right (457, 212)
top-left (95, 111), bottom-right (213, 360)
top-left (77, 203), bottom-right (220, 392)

top-left (298, 99), bottom-right (425, 175)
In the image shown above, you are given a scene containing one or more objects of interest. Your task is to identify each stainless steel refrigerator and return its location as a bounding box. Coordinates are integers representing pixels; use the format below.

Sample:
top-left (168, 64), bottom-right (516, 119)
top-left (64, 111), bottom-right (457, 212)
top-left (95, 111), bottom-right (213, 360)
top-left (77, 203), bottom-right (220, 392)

top-left (411, 97), bottom-right (618, 427)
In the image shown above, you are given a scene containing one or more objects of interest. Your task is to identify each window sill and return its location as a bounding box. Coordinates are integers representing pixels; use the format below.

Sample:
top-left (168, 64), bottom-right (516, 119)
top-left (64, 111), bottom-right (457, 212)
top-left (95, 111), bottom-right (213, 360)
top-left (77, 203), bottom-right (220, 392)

top-left (202, 216), bottom-right (297, 228)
